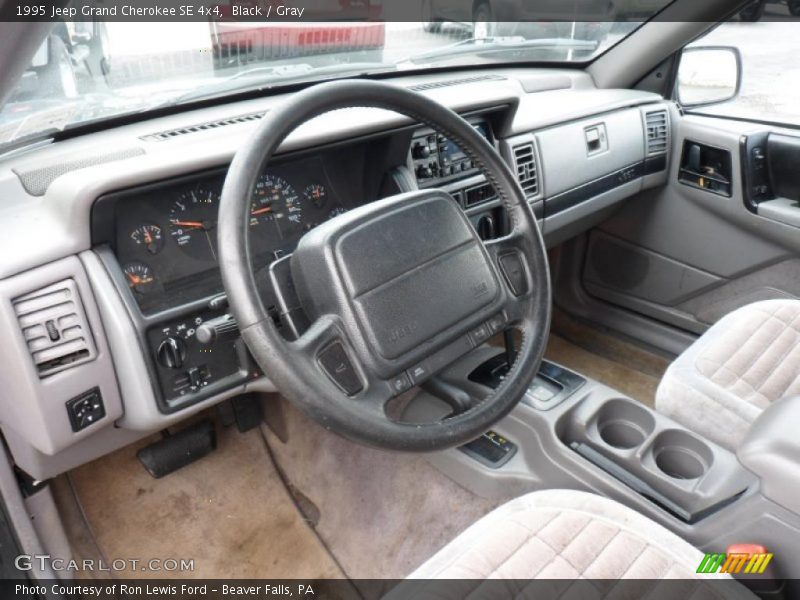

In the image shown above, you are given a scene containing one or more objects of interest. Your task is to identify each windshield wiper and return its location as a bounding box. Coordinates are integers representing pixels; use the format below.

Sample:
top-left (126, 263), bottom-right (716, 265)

top-left (146, 61), bottom-right (396, 112)
top-left (397, 37), bottom-right (599, 66)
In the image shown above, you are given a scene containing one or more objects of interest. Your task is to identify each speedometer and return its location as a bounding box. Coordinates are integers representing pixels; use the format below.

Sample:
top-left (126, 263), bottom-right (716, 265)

top-left (251, 174), bottom-right (304, 238)
top-left (169, 183), bottom-right (220, 260)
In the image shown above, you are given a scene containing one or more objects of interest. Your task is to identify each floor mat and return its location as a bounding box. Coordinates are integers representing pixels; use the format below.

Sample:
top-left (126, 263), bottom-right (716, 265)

top-left (66, 420), bottom-right (343, 579)
top-left (261, 398), bottom-right (502, 580)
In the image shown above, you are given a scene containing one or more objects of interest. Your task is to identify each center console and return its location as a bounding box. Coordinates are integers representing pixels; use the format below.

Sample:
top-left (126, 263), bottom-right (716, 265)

top-left (415, 345), bottom-right (800, 583)
top-left (557, 395), bottom-right (753, 523)
top-left (462, 350), bottom-right (755, 524)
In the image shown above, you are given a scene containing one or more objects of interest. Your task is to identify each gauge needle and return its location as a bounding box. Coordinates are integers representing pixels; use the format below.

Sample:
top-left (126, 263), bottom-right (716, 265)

top-left (205, 230), bottom-right (217, 262)
top-left (251, 207), bottom-right (273, 216)
top-left (126, 273), bottom-right (141, 285)
top-left (171, 220), bottom-right (206, 229)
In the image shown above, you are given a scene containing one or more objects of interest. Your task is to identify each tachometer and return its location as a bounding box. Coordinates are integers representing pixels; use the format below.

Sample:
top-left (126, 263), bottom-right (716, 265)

top-left (123, 261), bottom-right (156, 294)
top-left (130, 224), bottom-right (164, 255)
top-left (251, 174), bottom-right (304, 237)
top-left (169, 183), bottom-right (220, 260)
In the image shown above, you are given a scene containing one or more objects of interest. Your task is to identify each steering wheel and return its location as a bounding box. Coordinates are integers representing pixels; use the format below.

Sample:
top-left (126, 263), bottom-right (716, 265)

top-left (218, 80), bottom-right (550, 451)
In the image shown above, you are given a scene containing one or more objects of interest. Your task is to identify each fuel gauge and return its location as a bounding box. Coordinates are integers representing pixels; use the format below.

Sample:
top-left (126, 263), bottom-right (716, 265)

top-left (130, 224), bottom-right (164, 255)
top-left (304, 183), bottom-right (327, 209)
top-left (123, 261), bottom-right (157, 294)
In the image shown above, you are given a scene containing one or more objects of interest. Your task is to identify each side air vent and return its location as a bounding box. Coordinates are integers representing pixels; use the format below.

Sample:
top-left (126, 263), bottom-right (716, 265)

top-left (645, 109), bottom-right (669, 155)
top-left (407, 74), bottom-right (505, 92)
top-left (13, 280), bottom-right (96, 377)
top-left (513, 143), bottom-right (539, 197)
top-left (141, 111), bottom-right (266, 142)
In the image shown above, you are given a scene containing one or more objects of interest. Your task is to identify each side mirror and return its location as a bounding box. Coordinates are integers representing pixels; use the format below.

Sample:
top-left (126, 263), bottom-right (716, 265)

top-left (677, 46), bottom-right (742, 108)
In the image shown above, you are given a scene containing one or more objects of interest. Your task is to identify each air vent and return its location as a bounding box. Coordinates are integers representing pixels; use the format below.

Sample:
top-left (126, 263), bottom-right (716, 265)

top-left (513, 143), bottom-right (539, 197)
top-left (645, 110), bottom-right (669, 155)
top-left (141, 111), bottom-right (266, 142)
top-left (13, 280), bottom-right (96, 377)
top-left (407, 74), bottom-right (505, 92)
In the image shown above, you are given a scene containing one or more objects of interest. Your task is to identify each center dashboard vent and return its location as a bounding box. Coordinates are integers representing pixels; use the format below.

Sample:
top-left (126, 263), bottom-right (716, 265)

top-left (140, 110), bottom-right (267, 142)
top-left (13, 280), bottom-right (96, 377)
top-left (407, 74), bottom-right (505, 92)
top-left (645, 109), bottom-right (669, 155)
top-left (513, 143), bottom-right (539, 197)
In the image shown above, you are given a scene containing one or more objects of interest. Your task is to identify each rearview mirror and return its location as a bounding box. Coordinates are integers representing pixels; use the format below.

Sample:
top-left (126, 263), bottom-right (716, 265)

top-left (677, 46), bottom-right (742, 108)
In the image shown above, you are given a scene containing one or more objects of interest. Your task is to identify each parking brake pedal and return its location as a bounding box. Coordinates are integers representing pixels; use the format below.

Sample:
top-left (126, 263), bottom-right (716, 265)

top-left (137, 420), bottom-right (216, 479)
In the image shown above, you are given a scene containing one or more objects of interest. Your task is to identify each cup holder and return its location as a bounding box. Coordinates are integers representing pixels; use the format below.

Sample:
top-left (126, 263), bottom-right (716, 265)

top-left (594, 399), bottom-right (656, 450)
top-left (652, 430), bottom-right (713, 480)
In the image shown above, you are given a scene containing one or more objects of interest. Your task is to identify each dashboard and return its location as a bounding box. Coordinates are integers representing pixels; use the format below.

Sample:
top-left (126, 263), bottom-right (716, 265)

top-left (0, 68), bottom-right (672, 480)
top-left (90, 115), bottom-right (501, 414)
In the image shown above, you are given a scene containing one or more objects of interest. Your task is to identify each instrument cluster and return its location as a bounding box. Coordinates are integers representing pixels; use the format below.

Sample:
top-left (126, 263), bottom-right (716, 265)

top-left (112, 155), bottom-right (348, 313)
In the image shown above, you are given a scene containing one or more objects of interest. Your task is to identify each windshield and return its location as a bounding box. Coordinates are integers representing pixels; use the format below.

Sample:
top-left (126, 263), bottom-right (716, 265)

top-left (0, 3), bottom-right (674, 151)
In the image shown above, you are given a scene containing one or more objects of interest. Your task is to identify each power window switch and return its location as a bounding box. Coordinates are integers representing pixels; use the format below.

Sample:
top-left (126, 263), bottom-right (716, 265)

top-left (66, 388), bottom-right (105, 432)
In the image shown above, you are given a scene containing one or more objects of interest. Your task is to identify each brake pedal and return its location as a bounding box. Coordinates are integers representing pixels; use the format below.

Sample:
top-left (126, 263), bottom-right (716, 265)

top-left (231, 393), bottom-right (263, 432)
top-left (137, 420), bottom-right (216, 479)
top-left (217, 393), bottom-right (263, 432)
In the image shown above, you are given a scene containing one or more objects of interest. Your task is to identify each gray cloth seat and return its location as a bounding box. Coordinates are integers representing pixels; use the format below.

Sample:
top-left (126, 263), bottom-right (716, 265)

top-left (402, 490), bottom-right (751, 597)
top-left (656, 299), bottom-right (800, 450)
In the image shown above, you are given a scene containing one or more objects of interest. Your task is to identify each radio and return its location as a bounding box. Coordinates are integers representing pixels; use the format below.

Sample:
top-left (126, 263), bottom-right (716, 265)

top-left (411, 120), bottom-right (493, 186)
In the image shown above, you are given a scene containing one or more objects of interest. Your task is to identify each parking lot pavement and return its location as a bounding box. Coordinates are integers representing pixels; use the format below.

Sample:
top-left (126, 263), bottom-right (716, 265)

top-left (383, 22), bottom-right (465, 63)
top-left (100, 20), bottom-right (800, 125)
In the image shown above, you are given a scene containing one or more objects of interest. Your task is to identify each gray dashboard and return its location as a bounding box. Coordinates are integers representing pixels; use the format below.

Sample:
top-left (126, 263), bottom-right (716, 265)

top-left (0, 67), bottom-right (670, 479)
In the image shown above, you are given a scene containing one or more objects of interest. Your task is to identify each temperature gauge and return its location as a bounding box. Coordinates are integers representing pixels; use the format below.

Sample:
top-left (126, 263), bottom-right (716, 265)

top-left (130, 224), bottom-right (164, 255)
top-left (123, 261), bottom-right (156, 294)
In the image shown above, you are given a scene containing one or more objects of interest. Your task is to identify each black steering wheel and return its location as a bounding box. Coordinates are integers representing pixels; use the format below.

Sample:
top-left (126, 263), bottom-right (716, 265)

top-left (218, 80), bottom-right (550, 451)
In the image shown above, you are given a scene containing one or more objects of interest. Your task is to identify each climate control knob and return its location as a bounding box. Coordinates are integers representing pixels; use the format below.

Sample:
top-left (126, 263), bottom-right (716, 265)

top-left (416, 164), bottom-right (433, 179)
top-left (157, 337), bottom-right (186, 369)
top-left (412, 143), bottom-right (431, 159)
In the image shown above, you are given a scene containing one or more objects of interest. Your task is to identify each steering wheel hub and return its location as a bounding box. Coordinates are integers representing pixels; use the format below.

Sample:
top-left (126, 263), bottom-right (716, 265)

top-left (293, 190), bottom-right (503, 371)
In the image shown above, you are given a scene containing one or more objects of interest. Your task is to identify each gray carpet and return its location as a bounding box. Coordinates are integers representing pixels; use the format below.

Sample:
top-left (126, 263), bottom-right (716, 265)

top-left (66, 421), bottom-right (343, 579)
top-left (261, 397), bottom-right (503, 579)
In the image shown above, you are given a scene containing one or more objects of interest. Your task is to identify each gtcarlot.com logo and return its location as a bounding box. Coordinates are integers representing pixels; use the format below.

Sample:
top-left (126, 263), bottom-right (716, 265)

top-left (15, 554), bottom-right (195, 573)
top-left (697, 551), bottom-right (773, 575)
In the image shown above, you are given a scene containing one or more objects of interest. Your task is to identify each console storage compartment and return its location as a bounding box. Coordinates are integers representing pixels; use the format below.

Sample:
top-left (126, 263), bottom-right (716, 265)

top-left (557, 396), bottom-right (756, 523)
top-left (739, 396), bottom-right (800, 515)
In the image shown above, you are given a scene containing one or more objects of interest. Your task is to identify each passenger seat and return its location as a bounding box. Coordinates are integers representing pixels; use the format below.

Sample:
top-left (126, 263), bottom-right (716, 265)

top-left (656, 299), bottom-right (800, 450)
